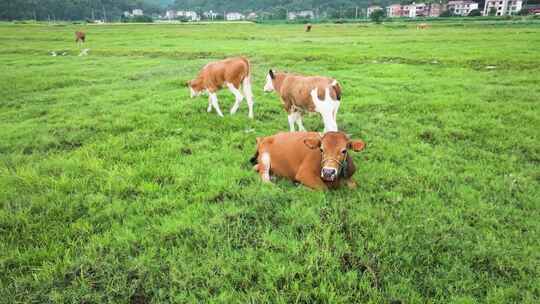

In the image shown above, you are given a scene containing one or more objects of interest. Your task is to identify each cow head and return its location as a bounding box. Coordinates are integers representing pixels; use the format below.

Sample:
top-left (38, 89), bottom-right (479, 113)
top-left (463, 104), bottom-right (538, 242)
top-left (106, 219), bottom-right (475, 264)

top-left (187, 79), bottom-right (203, 98)
top-left (304, 132), bottom-right (365, 182)
top-left (263, 69), bottom-right (275, 92)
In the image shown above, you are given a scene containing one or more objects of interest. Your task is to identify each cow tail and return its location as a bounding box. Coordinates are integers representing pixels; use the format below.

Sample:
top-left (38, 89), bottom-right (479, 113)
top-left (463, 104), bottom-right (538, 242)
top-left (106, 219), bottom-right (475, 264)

top-left (250, 137), bottom-right (261, 166)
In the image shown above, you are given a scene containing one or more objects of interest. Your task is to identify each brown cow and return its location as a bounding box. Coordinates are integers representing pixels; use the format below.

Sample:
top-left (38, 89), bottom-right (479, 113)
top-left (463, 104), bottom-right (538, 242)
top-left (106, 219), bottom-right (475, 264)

top-left (188, 57), bottom-right (254, 118)
top-left (306, 23), bottom-right (312, 32)
top-left (263, 70), bottom-right (341, 133)
top-left (250, 131), bottom-right (365, 190)
top-left (416, 23), bottom-right (430, 30)
top-left (75, 31), bottom-right (85, 45)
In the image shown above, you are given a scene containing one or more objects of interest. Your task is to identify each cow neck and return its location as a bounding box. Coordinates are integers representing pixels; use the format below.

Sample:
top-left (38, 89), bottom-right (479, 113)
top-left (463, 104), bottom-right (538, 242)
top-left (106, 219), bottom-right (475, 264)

top-left (273, 73), bottom-right (287, 92)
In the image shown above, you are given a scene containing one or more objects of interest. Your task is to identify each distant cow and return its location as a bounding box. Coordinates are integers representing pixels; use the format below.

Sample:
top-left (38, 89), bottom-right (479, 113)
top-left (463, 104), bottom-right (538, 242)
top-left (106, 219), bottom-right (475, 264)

top-left (188, 57), bottom-right (254, 118)
top-left (251, 131), bottom-right (365, 190)
top-left (416, 23), bottom-right (430, 30)
top-left (264, 70), bottom-right (341, 133)
top-left (75, 31), bottom-right (85, 45)
top-left (306, 23), bottom-right (312, 32)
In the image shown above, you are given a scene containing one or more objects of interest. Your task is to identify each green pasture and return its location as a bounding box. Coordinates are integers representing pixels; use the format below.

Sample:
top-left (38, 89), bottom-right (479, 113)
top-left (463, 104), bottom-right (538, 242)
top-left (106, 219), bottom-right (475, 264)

top-left (0, 22), bottom-right (539, 303)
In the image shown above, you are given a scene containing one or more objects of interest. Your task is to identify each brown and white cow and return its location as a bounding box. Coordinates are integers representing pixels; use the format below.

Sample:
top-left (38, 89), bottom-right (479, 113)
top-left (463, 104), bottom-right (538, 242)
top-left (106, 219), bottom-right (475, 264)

top-left (306, 23), bottom-right (312, 32)
top-left (250, 131), bottom-right (365, 190)
top-left (264, 70), bottom-right (341, 133)
top-left (75, 31), bottom-right (85, 45)
top-left (188, 57), bottom-right (254, 118)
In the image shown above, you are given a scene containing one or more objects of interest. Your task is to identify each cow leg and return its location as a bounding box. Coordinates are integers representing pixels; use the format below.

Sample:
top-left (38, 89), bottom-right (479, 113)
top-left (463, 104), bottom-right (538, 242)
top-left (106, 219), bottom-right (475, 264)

top-left (227, 83), bottom-right (244, 115)
top-left (333, 101), bottom-right (340, 122)
top-left (258, 152), bottom-right (272, 183)
top-left (311, 88), bottom-right (338, 133)
top-left (209, 92), bottom-right (224, 117)
top-left (287, 112), bottom-right (297, 132)
top-left (207, 95), bottom-right (213, 112)
top-left (295, 169), bottom-right (327, 190)
top-left (242, 76), bottom-right (254, 119)
top-left (296, 113), bottom-right (306, 131)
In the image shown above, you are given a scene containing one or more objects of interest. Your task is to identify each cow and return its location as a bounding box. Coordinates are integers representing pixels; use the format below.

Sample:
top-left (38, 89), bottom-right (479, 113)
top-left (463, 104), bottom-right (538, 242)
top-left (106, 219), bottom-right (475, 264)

top-left (263, 70), bottom-right (341, 133)
top-left (416, 23), bottom-right (430, 30)
top-left (188, 57), bottom-right (254, 119)
top-left (306, 23), bottom-right (312, 32)
top-left (250, 131), bottom-right (365, 190)
top-left (75, 31), bottom-right (85, 46)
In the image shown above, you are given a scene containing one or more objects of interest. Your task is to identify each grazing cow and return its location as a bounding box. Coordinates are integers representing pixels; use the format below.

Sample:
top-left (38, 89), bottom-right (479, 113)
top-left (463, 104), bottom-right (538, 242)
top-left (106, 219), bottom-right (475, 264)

top-left (75, 31), bottom-right (85, 45)
top-left (416, 23), bottom-right (430, 30)
top-left (250, 131), bottom-right (365, 190)
top-left (188, 57), bottom-right (254, 118)
top-left (306, 23), bottom-right (312, 32)
top-left (264, 70), bottom-right (341, 133)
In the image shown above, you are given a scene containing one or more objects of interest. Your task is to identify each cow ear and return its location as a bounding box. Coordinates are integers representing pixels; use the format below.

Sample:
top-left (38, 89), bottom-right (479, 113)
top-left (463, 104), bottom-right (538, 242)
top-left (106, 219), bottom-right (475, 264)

top-left (348, 140), bottom-right (365, 152)
top-left (269, 69), bottom-right (275, 79)
top-left (304, 137), bottom-right (321, 149)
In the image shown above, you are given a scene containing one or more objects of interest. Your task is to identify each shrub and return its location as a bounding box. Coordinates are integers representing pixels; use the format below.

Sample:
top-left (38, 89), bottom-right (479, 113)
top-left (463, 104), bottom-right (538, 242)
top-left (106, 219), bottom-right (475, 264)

top-left (370, 9), bottom-right (386, 24)
top-left (468, 9), bottom-right (482, 17)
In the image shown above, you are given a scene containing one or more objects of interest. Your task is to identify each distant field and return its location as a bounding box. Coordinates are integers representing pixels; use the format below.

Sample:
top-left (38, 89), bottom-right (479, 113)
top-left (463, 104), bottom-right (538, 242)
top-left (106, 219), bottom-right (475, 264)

top-left (1, 22), bottom-right (539, 303)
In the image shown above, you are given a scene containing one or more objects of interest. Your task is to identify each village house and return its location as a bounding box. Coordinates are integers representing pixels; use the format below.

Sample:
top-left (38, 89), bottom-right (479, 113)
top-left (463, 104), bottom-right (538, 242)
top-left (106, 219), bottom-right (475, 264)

top-left (483, 0), bottom-right (522, 15)
top-left (226, 12), bottom-right (245, 21)
top-left (203, 11), bottom-right (219, 20)
top-left (287, 10), bottom-right (314, 20)
top-left (385, 2), bottom-right (445, 17)
top-left (176, 11), bottom-right (200, 21)
top-left (386, 4), bottom-right (403, 17)
top-left (447, 0), bottom-right (479, 16)
top-left (246, 12), bottom-right (258, 20)
top-left (124, 9), bottom-right (144, 18)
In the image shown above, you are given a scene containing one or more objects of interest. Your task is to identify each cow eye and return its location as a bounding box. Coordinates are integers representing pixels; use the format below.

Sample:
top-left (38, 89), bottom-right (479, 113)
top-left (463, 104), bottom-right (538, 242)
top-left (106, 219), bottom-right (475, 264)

top-left (341, 149), bottom-right (347, 154)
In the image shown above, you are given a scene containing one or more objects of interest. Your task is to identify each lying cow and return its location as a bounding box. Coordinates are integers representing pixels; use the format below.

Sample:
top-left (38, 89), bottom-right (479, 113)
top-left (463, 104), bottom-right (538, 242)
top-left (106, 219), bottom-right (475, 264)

top-left (250, 131), bottom-right (365, 190)
top-left (264, 70), bottom-right (341, 133)
top-left (188, 57), bottom-right (254, 119)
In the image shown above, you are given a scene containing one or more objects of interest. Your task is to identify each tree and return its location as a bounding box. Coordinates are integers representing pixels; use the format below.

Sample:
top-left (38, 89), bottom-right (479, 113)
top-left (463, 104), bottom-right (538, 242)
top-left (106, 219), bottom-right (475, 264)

top-left (488, 7), bottom-right (497, 16)
top-left (517, 8), bottom-right (529, 15)
top-left (440, 10), bottom-right (455, 17)
top-left (369, 9), bottom-right (385, 23)
top-left (468, 9), bottom-right (482, 16)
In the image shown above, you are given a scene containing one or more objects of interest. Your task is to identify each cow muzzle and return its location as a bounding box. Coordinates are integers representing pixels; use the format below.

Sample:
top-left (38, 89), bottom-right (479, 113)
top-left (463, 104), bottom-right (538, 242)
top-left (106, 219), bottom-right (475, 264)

top-left (321, 167), bottom-right (338, 182)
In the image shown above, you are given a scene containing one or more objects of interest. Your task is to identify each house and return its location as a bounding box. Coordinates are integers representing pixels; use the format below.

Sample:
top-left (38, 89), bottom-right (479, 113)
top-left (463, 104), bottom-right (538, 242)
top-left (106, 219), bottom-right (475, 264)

top-left (226, 12), bottom-right (245, 21)
top-left (287, 10), bottom-right (314, 20)
top-left (247, 12), bottom-right (258, 20)
top-left (386, 4), bottom-right (403, 17)
top-left (402, 3), bottom-right (418, 17)
top-left (526, 3), bottom-right (540, 14)
top-left (447, 0), bottom-right (479, 16)
top-left (483, 0), bottom-right (522, 15)
top-left (165, 10), bottom-right (176, 19)
top-left (176, 11), bottom-right (200, 21)
top-left (132, 9), bottom-right (143, 16)
top-left (367, 6), bottom-right (383, 16)
top-left (203, 11), bottom-right (219, 19)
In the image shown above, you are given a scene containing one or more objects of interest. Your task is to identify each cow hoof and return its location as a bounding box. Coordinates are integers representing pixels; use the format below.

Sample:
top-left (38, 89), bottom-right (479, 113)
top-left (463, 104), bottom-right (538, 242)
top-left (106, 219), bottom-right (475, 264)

top-left (346, 180), bottom-right (357, 189)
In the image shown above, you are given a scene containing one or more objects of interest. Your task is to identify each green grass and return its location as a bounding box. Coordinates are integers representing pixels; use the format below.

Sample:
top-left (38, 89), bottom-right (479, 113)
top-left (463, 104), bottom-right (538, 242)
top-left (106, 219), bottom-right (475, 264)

top-left (1, 21), bottom-right (539, 303)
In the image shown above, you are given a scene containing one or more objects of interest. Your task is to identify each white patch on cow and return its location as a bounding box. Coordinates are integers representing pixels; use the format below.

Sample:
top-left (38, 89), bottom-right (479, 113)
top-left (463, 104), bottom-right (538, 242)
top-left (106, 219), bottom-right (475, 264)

top-left (261, 152), bottom-right (271, 182)
top-left (209, 92), bottom-right (224, 117)
top-left (242, 76), bottom-right (254, 119)
top-left (190, 86), bottom-right (201, 98)
top-left (296, 113), bottom-right (306, 131)
top-left (207, 97), bottom-right (213, 112)
top-left (311, 88), bottom-right (338, 133)
top-left (227, 82), bottom-right (244, 115)
top-left (263, 74), bottom-right (274, 92)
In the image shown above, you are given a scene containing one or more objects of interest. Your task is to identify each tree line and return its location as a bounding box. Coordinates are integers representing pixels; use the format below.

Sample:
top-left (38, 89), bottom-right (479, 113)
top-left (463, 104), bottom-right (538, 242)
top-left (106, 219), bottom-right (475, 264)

top-left (1, 0), bottom-right (387, 20)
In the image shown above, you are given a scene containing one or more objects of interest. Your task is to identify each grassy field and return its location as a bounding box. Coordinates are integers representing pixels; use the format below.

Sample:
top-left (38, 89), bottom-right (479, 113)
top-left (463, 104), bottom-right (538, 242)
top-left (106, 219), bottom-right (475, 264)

top-left (1, 21), bottom-right (539, 303)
